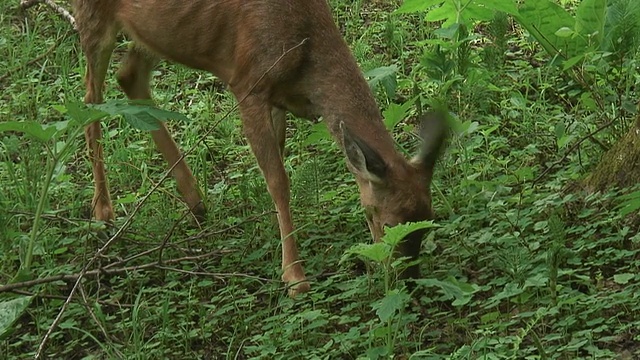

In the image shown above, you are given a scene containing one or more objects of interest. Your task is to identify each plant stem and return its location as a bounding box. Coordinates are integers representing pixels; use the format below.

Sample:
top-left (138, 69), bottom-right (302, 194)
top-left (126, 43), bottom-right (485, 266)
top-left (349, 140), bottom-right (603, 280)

top-left (23, 149), bottom-right (56, 271)
top-left (23, 124), bottom-right (84, 271)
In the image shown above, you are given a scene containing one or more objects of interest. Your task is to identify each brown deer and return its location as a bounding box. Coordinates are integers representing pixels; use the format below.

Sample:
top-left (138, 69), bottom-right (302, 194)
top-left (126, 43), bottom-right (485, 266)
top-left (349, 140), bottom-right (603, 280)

top-left (73, 0), bottom-right (448, 296)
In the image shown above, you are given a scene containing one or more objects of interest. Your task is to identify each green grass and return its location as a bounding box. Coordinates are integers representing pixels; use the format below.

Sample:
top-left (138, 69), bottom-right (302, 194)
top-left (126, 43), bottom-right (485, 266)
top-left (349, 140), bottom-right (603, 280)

top-left (1, 0), bottom-right (640, 359)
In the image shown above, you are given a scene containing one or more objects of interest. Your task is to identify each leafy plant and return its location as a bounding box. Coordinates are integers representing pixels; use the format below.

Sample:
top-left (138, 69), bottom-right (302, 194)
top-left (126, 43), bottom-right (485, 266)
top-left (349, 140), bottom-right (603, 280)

top-left (345, 221), bottom-right (437, 357)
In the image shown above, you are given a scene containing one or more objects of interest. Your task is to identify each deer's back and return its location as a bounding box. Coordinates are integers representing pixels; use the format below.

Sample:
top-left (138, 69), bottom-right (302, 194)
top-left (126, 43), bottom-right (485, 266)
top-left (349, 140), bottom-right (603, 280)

top-left (76, 0), bottom-right (341, 89)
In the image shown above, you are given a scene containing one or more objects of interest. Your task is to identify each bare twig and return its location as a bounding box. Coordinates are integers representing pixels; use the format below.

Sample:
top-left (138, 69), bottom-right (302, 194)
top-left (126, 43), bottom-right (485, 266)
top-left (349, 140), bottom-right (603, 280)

top-left (103, 211), bottom-right (271, 270)
top-left (34, 38), bottom-right (309, 359)
top-left (20, 0), bottom-right (77, 30)
top-left (0, 252), bottom-right (224, 293)
top-left (533, 116), bottom-right (620, 184)
top-left (78, 284), bottom-right (112, 346)
top-left (155, 266), bottom-right (273, 282)
top-left (9, 289), bottom-right (135, 308)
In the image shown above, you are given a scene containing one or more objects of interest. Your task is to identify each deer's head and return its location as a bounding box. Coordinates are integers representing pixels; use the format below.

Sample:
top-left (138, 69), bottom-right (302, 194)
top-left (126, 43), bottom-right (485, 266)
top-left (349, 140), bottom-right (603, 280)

top-left (341, 112), bottom-right (448, 278)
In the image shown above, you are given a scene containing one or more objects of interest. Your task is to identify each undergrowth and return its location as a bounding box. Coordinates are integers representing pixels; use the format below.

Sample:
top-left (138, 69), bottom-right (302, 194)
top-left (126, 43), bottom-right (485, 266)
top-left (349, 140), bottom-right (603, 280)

top-left (1, 0), bottom-right (639, 359)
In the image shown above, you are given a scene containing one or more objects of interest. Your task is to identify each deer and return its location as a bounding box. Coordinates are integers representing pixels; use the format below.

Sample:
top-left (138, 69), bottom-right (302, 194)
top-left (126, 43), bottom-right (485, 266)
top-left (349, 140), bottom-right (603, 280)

top-left (72, 0), bottom-right (448, 296)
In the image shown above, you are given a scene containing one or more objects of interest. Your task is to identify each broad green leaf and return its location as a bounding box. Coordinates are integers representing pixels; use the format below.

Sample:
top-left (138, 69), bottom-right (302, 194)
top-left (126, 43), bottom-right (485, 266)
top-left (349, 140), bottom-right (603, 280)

top-left (489, 282), bottom-right (524, 304)
top-left (382, 221), bottom-right (438, 247)
top-left (92, 100), bottom-right (190, 131)
top-left (366, 346), bottom-right (389, 360)
top-left (365, 65), bottom-right (398, 99)
top-left (374, 290), bottom-right (410, 322)
top-left (613, 273), bottom-right (635, 284)
top-left (555, 27), bottom-right (575, 38)
top-left (516, 0), bottom-right (587, 59)
top-left (481, 311), bottom-right (501, 324)
top-left (425, 1), bottom-right (457, 27)
top-left (415, 277), bottom-right (477, 306)
top-left (481, 0), bottom-right (519, 15)
top-left (575, 0), bottom-right (606, 46)
top-left (433, 23), bottom-right (461, 39)
top-left (65, 102), bottom-right (109, 125)
top-left (562, 54), bottom-right (585, 71)
top-left (303, 122), bottom-right (331, 145)
top-left (578, 91), bottom-right (597, 111)
top-left (465, 3), bottom-right (496, 23)
top-left (347, 242), bottom-right (391, 263)
top-left (0, 296), bottom-right (33, 340)
top-left (382, 99), bottom-right (415, 130)
top-left (0, 121), bottom-right (58, 142)
top-left (395, 0), bottom-right (444, 14)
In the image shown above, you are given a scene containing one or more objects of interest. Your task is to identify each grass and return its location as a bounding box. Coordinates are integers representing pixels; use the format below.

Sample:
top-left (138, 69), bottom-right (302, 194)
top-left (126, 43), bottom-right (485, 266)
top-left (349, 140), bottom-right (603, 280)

top-left (1, 0), bottom-right (640, 359)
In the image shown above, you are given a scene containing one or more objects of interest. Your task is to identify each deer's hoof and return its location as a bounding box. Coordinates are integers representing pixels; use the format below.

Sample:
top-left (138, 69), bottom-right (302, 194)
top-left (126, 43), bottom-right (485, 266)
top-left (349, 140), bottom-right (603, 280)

top-left (287, 280), bottom-right (311, 298)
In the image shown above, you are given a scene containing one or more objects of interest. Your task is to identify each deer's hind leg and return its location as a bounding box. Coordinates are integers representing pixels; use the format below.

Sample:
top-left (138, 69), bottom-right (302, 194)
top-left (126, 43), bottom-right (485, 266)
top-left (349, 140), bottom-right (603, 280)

top-left (76, 4), bottom-right (118, 221)
top-left (116, 45), bottom-right (206, 221)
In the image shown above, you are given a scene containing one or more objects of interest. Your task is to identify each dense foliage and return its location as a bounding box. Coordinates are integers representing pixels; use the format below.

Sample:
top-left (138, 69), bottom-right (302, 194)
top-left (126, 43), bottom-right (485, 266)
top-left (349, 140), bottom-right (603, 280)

top-left (1, 0), bottom-right (639, 358)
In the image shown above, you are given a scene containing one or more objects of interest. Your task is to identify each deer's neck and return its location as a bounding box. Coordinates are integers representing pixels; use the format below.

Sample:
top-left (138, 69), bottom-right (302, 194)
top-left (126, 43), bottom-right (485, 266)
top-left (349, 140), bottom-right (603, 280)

top-left (312, 49), bottom-right (402, 168)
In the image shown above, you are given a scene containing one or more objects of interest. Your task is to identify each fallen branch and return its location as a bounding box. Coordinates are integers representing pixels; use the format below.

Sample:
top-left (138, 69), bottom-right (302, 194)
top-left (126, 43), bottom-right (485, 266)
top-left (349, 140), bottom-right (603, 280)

top-left (533, 116), bottom-right (620, 184)
top-left (103, 211), bottom-right (272, 270)
top-left (20, 0), bottom-right (77, 30)
top-left (0, 251), bottom-right (264, 294)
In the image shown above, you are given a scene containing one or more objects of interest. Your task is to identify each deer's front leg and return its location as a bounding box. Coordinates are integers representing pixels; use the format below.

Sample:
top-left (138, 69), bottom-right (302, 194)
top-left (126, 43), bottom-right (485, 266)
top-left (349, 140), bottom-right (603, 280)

top-left (240, 99), bottom-right (310, 296)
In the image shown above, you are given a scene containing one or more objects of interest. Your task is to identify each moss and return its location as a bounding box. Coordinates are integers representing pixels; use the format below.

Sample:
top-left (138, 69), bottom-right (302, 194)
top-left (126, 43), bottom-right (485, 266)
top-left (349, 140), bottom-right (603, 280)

top-left (584, 117), bottom-right (640, 192)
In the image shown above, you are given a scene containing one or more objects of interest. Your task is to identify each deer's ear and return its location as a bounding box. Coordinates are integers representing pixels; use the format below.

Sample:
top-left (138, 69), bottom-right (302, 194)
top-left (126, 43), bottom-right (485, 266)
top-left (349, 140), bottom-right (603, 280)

top-left (413, 111), bottom-right (449, 172)
top-left (340, 121), bottom-right (387, 183)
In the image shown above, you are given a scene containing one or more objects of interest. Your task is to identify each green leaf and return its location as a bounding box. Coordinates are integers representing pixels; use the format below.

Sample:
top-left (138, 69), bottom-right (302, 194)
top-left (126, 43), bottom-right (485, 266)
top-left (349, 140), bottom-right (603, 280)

top-left (425, 1), bottom-right (457, 27)
top-left (92, 100), bottom-right (190, 131)
top-left (365, 65), bottom-right (398, 99)
top-left (562, 54), bottom-right (585, 71)
top-left (395, 0), bottom-right (444, 14)
top-left (555, 27), bottom-right (575, 38)
top-left (0, 121), bottom-right (58, 142)
top-left (613, 273), bottom-right (635, 285)
top-left (373, 290), bottom-right (410, 322)
top-left (480, 0), bottom-right (519, 15)
top-left (366, 346), bottom-right (389, 360)
top-left (516, 0), bottom-right (588, 59)
top-left (433, 23), bottom-right (461, 39)
top-left (0, 296), bottom-right (33, 340)
top-left (303, 122), bottom-right (331, 145)
top-left (465, 3), bottom-right (496, 22)
top-left (489, 282), bottom-right (524, 304)
top-left (575, 0), bottom-right (606, 46)
top-left (415, 276), bottom-right (477, 306)
top-left (64, 102), bottom-right (109, 125)
top-left (346, 242), bottom-right (392, 263)
top-left (382, 221), bottom-right (438, 247)
top-left (382, 99), bottom-right (415, 131)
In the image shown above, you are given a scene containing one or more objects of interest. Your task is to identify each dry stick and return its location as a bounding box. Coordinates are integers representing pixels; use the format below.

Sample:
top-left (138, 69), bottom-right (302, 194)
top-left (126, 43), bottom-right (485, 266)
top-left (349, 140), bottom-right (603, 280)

top-left (10, 289), bottom-right (135, 308)
top-left (34, 38), bottom-right (309, 360)
top-left (19, 0), bottom-right (77, 29)
top-left (155, 266), bottom-right (274, 282)
top-left (0, 252), bottom-right (221, 293)
top-left (156, 207), bottom-right (195, 265)
top-left (103, 211), bottom-right (271, 270)
top-left (533, 116), bottom-right (620, 184)
top-left (78, 284), bottom-right (112, 346)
